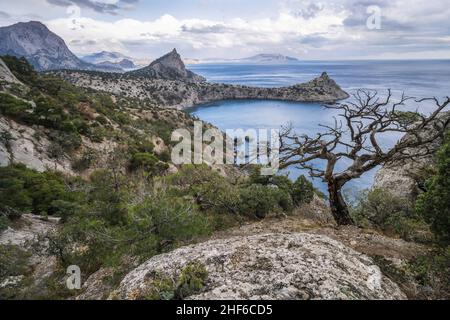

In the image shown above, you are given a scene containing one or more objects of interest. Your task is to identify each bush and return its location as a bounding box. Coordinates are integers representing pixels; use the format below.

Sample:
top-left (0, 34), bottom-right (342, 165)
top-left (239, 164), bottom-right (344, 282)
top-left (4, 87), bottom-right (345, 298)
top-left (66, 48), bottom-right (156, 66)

top-left (131, 194), bottom-right (212, 249)
top-left (238, 184), bottom-right (290, 218)
top-left (0, 93), bottom-right (32, 120)
top-left (0, 244), bottom-right (32, 299)
top-left (0, 164), bottom-right (79, 216)
top-left (0, 244), bottom-right (31, 279)
top-left (176, 261), bottom-right (208, 299)
top-left (46, 189), bottom-right (212, 275)
top-left (416, 132), bottom-right (450, 244)
top-left (0, 215), bottom-right (8, 232)
top-left (249, 167), bottom-right (315, 206)
top-left (2, 55), bottom-right (38, 85)
top-left (406, 248), bottom-right (450, 298)
top-left (47, 131), bottom-right (82, 155)
top-left (291, 175), bottom-right (315, 205)
top-left (145, 261), bottom-right (208, 300)
top-left (351, 188), bottom-right (431, 242)
top-left (129, 152), bottom-right (159, 172)
top-left (72, 149), bottom-right (97, 172)
top-left (157, 150), bottom-right (171, 162)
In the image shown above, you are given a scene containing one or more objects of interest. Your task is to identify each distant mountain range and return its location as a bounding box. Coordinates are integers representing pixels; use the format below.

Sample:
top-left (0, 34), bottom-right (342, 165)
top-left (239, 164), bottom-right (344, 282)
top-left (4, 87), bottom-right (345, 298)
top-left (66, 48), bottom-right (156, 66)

top-left (82, 51), bottom-right (138, 70)
top-left (240, 53), bottom-right (299, 63)
top-left (0, 21), bottom-right (137, 72)
top-left (184, 53), bottom-right (300, 65)
top-left (0, 20), bottom-right (298, 77)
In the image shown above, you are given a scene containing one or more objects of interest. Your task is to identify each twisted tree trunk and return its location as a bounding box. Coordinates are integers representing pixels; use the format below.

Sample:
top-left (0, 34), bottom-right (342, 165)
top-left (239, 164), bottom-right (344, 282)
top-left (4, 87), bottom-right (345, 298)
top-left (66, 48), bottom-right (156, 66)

top-left (327, 180), bottom-right (354, 225)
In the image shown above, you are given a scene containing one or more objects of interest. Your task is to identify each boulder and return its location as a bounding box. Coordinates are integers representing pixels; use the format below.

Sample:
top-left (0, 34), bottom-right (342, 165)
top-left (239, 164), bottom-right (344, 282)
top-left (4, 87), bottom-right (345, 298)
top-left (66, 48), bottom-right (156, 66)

top-left (117, 233), bottom-right (406, 300)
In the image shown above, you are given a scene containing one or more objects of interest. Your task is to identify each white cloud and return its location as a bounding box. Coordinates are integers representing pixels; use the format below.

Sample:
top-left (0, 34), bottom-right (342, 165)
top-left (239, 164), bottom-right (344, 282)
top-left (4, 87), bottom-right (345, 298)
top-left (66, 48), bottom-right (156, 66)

top-left (45, 7), bottom-right (350, 57)
top-left (38, 0), bottom-right (450, 59)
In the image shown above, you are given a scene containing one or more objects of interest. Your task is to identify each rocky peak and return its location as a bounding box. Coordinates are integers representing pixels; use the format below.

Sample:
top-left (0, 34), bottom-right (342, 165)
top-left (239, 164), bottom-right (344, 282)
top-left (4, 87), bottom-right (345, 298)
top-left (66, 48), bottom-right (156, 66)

top-left (320, 71), bottom-right (329, 79)
top-left (0, 21), bottom-right (92, 71)
top-left (127, 48), bottom-right (205, 82)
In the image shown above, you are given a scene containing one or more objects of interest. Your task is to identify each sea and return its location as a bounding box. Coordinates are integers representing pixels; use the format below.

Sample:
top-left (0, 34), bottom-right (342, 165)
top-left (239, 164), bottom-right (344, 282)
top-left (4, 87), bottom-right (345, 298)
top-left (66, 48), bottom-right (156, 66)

top-left (187, 60), bottom-right (450, 196)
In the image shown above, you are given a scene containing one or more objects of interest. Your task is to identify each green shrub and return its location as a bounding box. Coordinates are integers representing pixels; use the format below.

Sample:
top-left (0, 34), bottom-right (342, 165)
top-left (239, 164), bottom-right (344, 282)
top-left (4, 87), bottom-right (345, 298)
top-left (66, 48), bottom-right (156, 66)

top-left (129, 152), bottom-right (159, 172)
top-left (291, 175), bottom-right (315, 205)
top-left (238, 184), bottom-right (286, 218)
top-left (351, 188), bottom-right (431, 242)
top-left (392, 111), bottom-right (422, 127)
top-left (157, 150), bottom-right (171, 162)
top-left (0, 215), bottom-right (8, 232)
top-left (249, 167), bottom-right (314, 206)
top-left (0, 164), bottom-right (79, 216)
top-left (145, 261), bottom-right (208, 300)
top-left (0, 93), bottom-right (32, 120)
top-left (131, 194), bottom-right (212, 249)
top-left (176, 261), bottom-right (208, 299)
top-left (416, 132), bottom-right (450, 244)
top-left (0, 244), bottom-right (31, 278)
top-left (47, 131), bottom-right (82, 154)
top-left (406, 248), bottom-right (450, 298)
top-left (2, 55), bottom-right (38, 85)
top-left (72, 149), bottom-right (97, 172)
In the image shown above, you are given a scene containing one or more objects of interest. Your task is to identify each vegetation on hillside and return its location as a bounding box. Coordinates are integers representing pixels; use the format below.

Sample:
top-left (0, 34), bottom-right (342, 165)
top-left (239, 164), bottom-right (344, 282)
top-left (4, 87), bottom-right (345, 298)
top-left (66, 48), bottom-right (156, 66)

top-left (0, 56), bottom-right (448, 300)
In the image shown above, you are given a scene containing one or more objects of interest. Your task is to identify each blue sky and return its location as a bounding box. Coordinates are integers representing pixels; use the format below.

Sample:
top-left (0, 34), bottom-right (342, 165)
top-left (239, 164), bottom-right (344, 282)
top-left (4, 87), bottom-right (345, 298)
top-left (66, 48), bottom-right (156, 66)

top-left (1, 0), bottom-right (449, 61)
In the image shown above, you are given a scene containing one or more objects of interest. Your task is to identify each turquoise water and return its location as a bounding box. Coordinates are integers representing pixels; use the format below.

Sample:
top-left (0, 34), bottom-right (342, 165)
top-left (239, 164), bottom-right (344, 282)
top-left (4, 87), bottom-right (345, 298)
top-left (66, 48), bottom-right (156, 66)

top-left (187, 60), bottom-right (450, 195)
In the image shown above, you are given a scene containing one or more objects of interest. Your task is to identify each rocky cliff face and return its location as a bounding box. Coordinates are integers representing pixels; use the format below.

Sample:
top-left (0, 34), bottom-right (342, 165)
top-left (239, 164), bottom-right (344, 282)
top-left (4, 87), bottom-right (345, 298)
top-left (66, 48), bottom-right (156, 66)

top-left (127, 49), bottom-right (205, 82)
top-left (373, 112), bottom-right (449, 200)
top-left (0, 58), bottom-right (22, 85)
top-left (0, 117), bottom-right (75, 174)
top-left (0, 21), bottom-right (92, 71)
top-left (117, 232), bottom-right (406, 300)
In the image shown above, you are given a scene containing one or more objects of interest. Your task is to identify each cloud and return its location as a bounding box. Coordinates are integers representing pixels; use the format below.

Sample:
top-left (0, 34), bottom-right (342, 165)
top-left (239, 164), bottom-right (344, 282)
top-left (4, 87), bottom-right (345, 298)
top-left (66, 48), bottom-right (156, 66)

top-left (0, 11), bottom-right (11, 19)
top-left (46, 0), bottom-right (138, 15)
top-left (40, 0), bottom-right (450, 59)
top-left (45, 9), bottom-right (347, 56)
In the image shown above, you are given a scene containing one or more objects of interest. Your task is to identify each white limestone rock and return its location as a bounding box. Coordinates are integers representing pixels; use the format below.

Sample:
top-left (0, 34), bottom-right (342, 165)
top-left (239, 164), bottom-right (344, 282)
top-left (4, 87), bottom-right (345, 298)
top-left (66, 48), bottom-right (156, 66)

top-left (118, 233), bottom-right (406, 300)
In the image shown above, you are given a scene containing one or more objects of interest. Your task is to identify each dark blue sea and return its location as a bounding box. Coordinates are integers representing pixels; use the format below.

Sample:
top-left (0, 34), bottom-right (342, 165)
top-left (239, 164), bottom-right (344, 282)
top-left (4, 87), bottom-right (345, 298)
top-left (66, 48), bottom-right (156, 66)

top-left (187, 60), bottom-right (450, 196)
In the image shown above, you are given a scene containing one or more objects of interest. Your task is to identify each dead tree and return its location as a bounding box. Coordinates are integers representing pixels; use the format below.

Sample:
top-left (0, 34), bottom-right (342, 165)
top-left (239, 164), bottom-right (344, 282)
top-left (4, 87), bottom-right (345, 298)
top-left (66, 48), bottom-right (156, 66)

top-left (279, 90), bottom-right (449, 225)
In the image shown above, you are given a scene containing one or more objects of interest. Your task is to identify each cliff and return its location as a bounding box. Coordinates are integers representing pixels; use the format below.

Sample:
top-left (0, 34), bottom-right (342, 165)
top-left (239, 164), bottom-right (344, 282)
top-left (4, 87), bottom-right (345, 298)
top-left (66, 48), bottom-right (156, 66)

top-left (373, 112), bottom-right (449, 200)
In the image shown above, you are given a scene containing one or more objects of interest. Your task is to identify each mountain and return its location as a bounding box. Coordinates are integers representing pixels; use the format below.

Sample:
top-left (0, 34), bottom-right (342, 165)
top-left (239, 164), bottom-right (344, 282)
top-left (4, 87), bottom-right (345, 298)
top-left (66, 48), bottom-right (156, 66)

top-left (240, 53), bottom-right (299, 63)
top-left (0, 21), bottom-right (94, 71)
top-left (82, 51), bottom-right (138, 70)
top-left (82, 51), bottom-right (130, 64)
top-left (127, 49), bottom-right (205, 82)
top-left (95, 59), bottom-right (136, 72)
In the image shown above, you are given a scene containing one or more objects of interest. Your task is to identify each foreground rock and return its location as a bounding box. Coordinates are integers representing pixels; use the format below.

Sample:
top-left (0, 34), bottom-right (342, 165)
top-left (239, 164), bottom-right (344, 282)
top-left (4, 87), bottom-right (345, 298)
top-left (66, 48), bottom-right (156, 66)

top-left (118, 233), bottom-right (406, 300)
top-left (0, 214), bottom-right (59, 297)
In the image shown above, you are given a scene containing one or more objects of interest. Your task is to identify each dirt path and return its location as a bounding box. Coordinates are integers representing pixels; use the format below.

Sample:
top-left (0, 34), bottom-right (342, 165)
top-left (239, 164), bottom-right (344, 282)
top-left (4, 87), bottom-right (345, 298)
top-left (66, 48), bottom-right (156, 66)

top-left (213, 213), bottom-right (426, 261)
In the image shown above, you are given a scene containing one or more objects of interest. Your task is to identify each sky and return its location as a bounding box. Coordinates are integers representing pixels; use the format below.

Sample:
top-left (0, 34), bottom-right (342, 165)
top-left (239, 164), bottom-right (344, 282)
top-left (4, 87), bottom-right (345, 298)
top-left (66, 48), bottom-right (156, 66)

top-left (0, 0), bottom-right (449, 61)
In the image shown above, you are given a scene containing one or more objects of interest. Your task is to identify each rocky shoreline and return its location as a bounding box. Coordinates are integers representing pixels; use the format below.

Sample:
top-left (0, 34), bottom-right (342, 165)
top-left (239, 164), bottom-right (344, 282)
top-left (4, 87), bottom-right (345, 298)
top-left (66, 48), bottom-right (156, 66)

top-left (51, 48), bottom-right (348, 109)
top-left (52, 70), bottom-right (349, 109)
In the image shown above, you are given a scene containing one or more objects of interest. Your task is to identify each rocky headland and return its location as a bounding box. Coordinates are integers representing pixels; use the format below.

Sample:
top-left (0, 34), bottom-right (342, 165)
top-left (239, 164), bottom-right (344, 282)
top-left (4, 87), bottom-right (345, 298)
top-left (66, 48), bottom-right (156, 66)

top-left (53, 49), bottom-right (349, 109)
